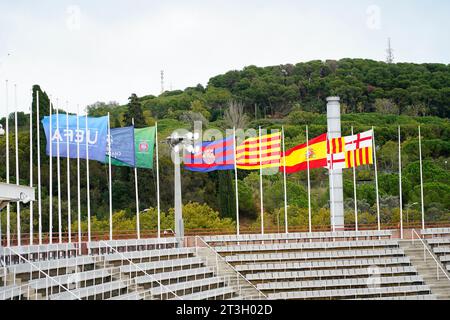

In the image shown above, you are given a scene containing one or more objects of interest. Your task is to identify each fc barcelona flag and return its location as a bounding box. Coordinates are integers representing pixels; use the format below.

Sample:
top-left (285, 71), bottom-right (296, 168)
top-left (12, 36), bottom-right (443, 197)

top-left (184, 137), bottom-right (235, 172)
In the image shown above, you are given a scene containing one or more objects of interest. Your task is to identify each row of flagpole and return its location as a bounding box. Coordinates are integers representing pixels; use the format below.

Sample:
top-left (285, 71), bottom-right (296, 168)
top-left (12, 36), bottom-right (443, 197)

top-left (0, 82), bottom-right (430, 245)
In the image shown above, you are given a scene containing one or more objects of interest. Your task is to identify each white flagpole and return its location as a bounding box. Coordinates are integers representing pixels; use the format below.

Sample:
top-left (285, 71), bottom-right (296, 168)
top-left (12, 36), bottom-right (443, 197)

top-left (37, 90), bottom-right (43, 245)
top-left (233, 127), bottom-right (240, 236)
top-left (258, 126), bottom-right (264, 235)
top-left (56, 102), bottom-right (62, 243)
top-left (351, 127), bottom-right (358, 232)
top-left (282, 126), bottom-right (288, 234)
top-left (155, 122), bottom-right (161, 238)
top-left (5, 80), bottom-right (10, 247)
top-left (14, 84), bottom-right (21, 246)
top-left (85, 112), bottom-right (91, 243)
top-left (49, 99), bottom-right (53, 244)
top-left (372, 127), bottom-right (381, 231)
top-left (131, 118), bottom-right (140, 239)
top-left (398, 126), bottom-right (403, 239)
top-left (107, 112), bottom-right (113, 241)
top-left (76, 105), bottom-right (81, 247)
top-left (29, 89), bottom-right (34, 245)
top-left (306, 125), bottom-right (312, 233)
top-left (66, 104), bottom-right (71, 243)
top-left (418, 126), bottom-right (425, 230)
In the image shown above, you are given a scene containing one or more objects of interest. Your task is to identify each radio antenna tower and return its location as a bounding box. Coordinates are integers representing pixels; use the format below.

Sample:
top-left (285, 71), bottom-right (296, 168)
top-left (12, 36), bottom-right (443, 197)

top-left (160, 70), bottom-right (165, 94)
top-left (386, 38), bottom-right (394, 64)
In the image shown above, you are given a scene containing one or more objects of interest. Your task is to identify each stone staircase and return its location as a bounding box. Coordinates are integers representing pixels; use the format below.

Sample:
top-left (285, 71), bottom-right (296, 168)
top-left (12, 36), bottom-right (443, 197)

top-left (400, 240), bottom-right (450, 300)
top-left (195, 246), bottom-right (267, 300)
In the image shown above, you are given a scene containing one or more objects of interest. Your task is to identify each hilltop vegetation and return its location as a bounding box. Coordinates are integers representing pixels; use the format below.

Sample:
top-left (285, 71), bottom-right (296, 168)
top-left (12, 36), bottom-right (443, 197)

top-left (0, 58), bottom-right (449, 235)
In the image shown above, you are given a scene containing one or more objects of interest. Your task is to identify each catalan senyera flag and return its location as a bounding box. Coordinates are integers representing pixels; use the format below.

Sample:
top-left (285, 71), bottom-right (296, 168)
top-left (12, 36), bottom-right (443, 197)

top-left (236, 132), bottom-right (281, 170)
top-left (280, 133), bottom-right (328, 174)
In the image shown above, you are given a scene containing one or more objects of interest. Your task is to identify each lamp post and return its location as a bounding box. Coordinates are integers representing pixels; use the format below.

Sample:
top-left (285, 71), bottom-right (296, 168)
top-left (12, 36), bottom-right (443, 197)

top-left (166, 131), bottom-right (199, 246)
top-left (406, 202), bottom-right (418, 226)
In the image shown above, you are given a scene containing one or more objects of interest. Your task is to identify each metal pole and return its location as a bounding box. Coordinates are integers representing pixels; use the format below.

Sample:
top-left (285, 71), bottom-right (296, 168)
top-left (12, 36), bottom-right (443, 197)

top-left (66, 104), bottom-right (71, 243)
top-left (85, 112), bottom-right (91, 243)
top-left (37, 91), bottom-right (42, 244)
top-left (76, 106), bottom-right (81, 247)
top-left (49, 99), bottom-right (53, 244)
top-left (351, 127), bottom-right (358, 232)
top-left (56, 103), bottom-right (62, 243)
top-left (282, 126), bottom-right (288, 234)
top-left (174, 148), bottom-right (184, 243)
top-left (233, 127), bottom-right (240, 236)
top-left (398, 126), bottom-right (403, 239)
top-left (132, 118), bottom-right (140, 239)
top-left (14, 84), bottom-right (21, 246)
top-left (306, 125), bottom-right (312, 233)
top-left (5, 80), bottom-right (10, 247)
top-left (155, 122), bottom-right (161, 238)
top-left (258, 126), bottom-right (264, 235)
top-left (30, 88), bottom-right (34, 245)
top-left (107, 112), bottom-right (113, 241)
top-left (372, 127), bottom-right (381, 231)
top-left (418, 126), bottom-right (425, 230)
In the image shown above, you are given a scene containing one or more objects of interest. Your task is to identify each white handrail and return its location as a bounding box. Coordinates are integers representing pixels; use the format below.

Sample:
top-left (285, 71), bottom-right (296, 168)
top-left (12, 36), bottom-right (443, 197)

top-left (4, 247), bottom-right (81, 300)
top-left (411, 229), bottom-right (450, 282)
top-left (195, 236), bottom-right (268, 299)
top-left (98, 240), bottom-right (182, 300)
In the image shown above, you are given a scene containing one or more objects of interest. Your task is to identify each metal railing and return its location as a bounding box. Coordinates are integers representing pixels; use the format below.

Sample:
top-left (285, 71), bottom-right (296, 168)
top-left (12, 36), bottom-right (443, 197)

top-left (411, 229), bottom-right (450, 282)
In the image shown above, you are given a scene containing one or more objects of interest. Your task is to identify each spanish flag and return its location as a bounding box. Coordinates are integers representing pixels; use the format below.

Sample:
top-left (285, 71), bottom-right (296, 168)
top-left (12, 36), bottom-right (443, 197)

top-left (280, 133), bottom-right (328, 174)
top-left (236, 132), bottom-right (281, 170)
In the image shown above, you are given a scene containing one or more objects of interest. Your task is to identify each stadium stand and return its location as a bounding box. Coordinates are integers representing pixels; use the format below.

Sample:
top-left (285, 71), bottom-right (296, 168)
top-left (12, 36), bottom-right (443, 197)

top-left (421, 228), bottom-right (450, 272)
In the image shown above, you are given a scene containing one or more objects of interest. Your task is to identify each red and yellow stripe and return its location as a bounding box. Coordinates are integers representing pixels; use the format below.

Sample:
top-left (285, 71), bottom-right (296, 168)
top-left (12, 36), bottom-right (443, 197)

top-left (345, 147), bottom-right (373, 168)
top-left (236, 132), bottom-right (281, 170)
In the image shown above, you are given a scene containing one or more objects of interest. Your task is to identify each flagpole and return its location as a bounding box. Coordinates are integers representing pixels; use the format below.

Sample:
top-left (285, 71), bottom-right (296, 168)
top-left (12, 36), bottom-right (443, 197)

top-left (56, 101), bottom-right (62, 243)
top-left (76, 105), bottom-right (81, 249)
top-left (14, 84), bottom-right (21, 246)
top-left (5, 80), bottom-right (10, 247)
top-left (351, 127), bottom-right (358, 232)
top-left (37, 90), bottom-right (43, 245)
top-left (155, 122), bottom-right (161, 239)
top-left (85, 111), bottom-right (91, 243)
top-left (233, 127), bottom-right (240, 236)
top-left (372, 127), bottom-right (381, 231)
top-left (107, 112), bottom-right (113, 241)
top-left (132, 118), bottom-right (140, 239)
top-left (282, 126), bottom-right (288, 234)
top-left (29, 88), bottom-right (34, 245)
top-left (398, 126), bottom-right (403, 239)
top-left (306, 125), bottom-right (312, 233)
top-left (66, 103), bottom-right (71, 243)
top-left (258, 126), bottom-right (264, 235)
top-left (49, 99), bottom-right (53, 244)
top-left (418, 126), bottom-right (425, 230)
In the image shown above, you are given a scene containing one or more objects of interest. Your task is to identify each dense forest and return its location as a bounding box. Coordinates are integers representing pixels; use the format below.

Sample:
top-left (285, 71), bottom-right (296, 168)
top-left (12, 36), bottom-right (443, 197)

top-left (1, 58), bottom-right (449, 236)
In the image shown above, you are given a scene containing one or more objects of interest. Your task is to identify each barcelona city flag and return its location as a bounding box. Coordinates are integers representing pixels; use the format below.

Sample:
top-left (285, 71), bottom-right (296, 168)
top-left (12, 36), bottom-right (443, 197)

top-left (110, 127), bottom-right (155, 169)
top-left (236, 132), bottom-right (281, 170)
top-left (183, 137), bottom-right (235, 172)
top-left (280, 133), bottom-right (328, 174)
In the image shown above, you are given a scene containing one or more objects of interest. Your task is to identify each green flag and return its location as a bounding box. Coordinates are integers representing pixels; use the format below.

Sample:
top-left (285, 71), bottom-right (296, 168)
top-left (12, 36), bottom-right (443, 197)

top-left (110, 127), bottom-right (155, 169)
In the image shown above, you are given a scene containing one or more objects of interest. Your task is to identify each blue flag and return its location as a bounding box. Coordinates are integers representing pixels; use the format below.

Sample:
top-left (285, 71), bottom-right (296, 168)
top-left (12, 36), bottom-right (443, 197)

top-left (42, 114), bottom-right (109, 162)
top-left (104, 126), bottom-right (136, 167)
top-left (183, 137), bottom-right (235, 172)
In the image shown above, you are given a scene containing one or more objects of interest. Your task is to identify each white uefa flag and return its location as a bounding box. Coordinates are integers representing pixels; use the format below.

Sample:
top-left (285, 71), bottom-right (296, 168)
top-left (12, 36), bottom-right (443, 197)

top-left (344, 129), bottom-right (373, 151)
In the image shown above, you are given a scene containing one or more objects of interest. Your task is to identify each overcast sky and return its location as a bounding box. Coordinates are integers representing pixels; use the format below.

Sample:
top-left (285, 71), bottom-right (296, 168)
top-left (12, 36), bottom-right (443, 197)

top-left (0, 0), bottom-right (449, 116)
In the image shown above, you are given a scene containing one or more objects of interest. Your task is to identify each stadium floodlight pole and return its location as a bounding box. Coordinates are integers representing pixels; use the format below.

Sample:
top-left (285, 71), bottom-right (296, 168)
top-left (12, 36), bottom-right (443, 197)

top-left (155, 122), bottom-right (161, 238)
top-left (56, 101), bottom-right (62, 243)
top-left (5, 80), bottom-right (11, 247)
top-left (66, 103), bottom-right (71, 243)
top-left (281, 126), bottom-right (288, 234)
top-left (76, 105), bottom-right (81, 249)
top-left (85, 111), bottom-right (92, 243)
top-left (351, 127), bottom-right (358, 232)
top-left (132, 118), bottom-right (140, 239)
top-left (258, 126), bottom-right (264, 235)
top-left (37, 90), bottom-right (43, 244)
top-left (29, 88), bottom-right (34, 245)
top-left (233, 127), bottom-right (240, 236)
top-left (306, 125), bottom-right (312, 233)
top-left (418, 126), bottom-right (425, 230)
top-left (14, 84), bottom-right (21, 246)
top-left (372, 127), bottom-right (381, 231)
top-left (49, 98), bottom-right (53, 244)
top-left (398, 126), bottom-right (403, 239)
top-left (107, 112), bottom-right (113, 241)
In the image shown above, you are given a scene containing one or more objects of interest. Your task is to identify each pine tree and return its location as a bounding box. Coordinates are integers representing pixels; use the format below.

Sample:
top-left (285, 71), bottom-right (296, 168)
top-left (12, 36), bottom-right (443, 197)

top-left (124, 94), bottom-right (146, 128)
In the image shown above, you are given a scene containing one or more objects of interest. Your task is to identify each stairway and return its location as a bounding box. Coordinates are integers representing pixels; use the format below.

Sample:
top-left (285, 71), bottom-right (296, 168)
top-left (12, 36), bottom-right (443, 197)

top-left (195, 246), bottom-right (267, 300)
top-left (400, 240), bottom-right (450, 300)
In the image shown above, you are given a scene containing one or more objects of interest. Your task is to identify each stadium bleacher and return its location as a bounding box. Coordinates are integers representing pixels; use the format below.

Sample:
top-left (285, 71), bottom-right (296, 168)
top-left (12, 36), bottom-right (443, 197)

top-left (421, 228), bottom-right (450, 273)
